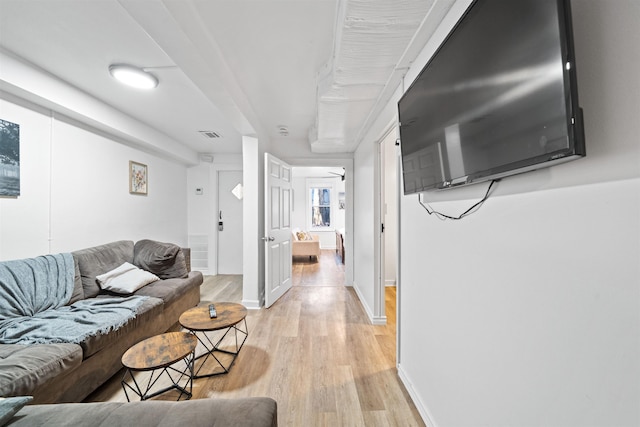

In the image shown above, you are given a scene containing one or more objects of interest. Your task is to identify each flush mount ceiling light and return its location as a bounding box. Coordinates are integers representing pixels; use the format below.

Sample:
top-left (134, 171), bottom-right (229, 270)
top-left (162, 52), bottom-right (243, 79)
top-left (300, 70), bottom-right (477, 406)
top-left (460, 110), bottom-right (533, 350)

top-left (109, 64), bottom-right (158, 89)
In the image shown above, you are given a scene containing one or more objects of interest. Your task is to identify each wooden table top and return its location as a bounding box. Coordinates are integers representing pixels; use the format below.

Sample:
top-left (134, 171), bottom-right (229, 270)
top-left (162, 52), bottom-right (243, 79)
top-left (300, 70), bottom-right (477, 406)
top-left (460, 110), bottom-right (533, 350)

top-left (121, 332), bottom-right (197, 371)
top-left (179, 302), bottom-right (247, 332)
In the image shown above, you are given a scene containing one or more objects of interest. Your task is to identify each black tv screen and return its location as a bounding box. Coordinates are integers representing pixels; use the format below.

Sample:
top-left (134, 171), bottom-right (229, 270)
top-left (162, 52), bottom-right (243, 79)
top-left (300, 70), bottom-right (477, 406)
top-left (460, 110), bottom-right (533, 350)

top-left (398, 0), bottom-right (585, 194)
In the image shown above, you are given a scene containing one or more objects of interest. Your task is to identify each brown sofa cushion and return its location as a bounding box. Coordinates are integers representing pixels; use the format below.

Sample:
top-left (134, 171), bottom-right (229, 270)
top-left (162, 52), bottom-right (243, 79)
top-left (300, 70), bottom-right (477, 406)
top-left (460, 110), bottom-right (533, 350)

top-left (9, 398), bottom-right (277, 427)
top-left (72, 241), bottom-right (135, 299)
top-left (0, 343), bottom-right (83, 397)
top-left (133, 272), bottom-right (201, 304)
top-left (133, 240), bottom-right (188, 279)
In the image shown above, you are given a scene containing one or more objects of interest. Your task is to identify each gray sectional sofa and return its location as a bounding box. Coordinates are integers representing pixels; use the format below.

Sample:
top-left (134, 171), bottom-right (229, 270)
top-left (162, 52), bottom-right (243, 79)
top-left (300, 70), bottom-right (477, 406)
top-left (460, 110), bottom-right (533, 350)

top-left (0, 239), bottom-right (203, 404)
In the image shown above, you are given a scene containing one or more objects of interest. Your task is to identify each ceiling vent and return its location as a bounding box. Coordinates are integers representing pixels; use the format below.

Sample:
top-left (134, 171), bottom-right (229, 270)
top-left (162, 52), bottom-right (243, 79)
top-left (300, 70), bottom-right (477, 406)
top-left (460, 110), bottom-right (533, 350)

top-left (198, 130), bottom-right (221, 139)
top-left (277, 125), bottom-right (289, 137)
top-left (199, 153), bottom-right (214, 163)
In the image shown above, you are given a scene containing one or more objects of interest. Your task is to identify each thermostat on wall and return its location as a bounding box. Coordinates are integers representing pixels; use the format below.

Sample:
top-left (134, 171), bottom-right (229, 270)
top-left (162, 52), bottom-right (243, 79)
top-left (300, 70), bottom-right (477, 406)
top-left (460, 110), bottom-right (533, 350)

top-left (195, 188), bottom-right (204, 195)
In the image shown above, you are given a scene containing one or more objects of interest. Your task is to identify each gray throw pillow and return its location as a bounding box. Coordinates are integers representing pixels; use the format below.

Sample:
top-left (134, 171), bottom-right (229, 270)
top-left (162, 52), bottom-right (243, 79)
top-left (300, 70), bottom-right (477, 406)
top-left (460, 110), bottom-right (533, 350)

top-left (133, 240), bottom-right (188, 279)
top-left (0, 396), bottom-right (32, 426)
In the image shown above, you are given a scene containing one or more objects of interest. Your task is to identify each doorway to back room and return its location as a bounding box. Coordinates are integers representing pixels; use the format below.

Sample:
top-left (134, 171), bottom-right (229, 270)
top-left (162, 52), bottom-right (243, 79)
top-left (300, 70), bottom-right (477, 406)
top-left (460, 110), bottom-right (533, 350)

top-left (291, 166), bottom-right (346, 286)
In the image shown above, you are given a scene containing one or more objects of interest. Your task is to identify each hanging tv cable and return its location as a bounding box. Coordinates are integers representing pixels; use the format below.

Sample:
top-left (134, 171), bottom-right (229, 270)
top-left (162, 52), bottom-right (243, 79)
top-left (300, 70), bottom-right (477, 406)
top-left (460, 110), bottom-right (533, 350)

top-left (417, 179), bottom-right (499, 221)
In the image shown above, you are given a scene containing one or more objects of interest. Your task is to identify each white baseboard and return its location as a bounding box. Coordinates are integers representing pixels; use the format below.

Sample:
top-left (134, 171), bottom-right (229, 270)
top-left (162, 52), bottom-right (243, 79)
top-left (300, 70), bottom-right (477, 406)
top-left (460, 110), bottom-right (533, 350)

top-left (352, 281), bottom-right (387, 325)
top-left (385, 280), bottom-right (396, 287)
top-left (351, 281), bottom-right (371, 318)
top-left (242, 299), bottom-right (262, 310)
top-left (397, 364), bottom-right (437, 427)
top-left (371, 315), bottom-right (387, 326)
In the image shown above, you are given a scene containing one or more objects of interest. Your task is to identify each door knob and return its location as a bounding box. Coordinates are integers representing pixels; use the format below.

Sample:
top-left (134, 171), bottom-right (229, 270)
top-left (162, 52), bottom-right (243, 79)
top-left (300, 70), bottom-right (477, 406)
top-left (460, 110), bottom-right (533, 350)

top-left (262, 236), bottom-right (275, 241)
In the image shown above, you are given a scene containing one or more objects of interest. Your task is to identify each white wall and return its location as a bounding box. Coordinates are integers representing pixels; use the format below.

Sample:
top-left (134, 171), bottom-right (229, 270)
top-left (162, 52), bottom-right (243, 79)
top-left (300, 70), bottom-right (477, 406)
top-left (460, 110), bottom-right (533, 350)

top-left (0, 96), bottom-right (189, 260)
top-left (353, 135), bottom-right (376, 318)
top-left (0, 97), bottom-right (51, 258)
top-left (401, 178), bottom-right (639, 427)
top-left (187, 163), bottom-right (212, 272)
top-left (382, 1), bottom-right (640, 426)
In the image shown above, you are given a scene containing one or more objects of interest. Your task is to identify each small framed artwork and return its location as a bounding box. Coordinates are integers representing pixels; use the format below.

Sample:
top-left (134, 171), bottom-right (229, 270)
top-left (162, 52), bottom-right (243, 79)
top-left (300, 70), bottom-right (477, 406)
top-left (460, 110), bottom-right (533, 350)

top-left (129, 161), bottom-right (148, 195)
top-left (0, 118), bottom-right (20, 197)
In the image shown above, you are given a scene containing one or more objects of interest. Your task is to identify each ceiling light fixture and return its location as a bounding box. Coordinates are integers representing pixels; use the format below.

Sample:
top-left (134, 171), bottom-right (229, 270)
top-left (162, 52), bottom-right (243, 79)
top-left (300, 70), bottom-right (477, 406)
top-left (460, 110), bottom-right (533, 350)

top-left (109, 64), bottom-right (158, 89)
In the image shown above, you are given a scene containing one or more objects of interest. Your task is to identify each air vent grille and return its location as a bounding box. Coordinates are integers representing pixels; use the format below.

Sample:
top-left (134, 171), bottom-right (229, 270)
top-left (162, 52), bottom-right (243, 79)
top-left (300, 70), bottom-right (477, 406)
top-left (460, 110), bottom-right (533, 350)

top-left (198, 130), bottom-right (221, 139)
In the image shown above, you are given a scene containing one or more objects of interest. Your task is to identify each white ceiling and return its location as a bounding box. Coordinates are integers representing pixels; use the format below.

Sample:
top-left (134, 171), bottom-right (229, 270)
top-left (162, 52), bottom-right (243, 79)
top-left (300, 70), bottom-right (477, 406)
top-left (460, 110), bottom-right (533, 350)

top-left (0, 0), bottom-right (456, 161)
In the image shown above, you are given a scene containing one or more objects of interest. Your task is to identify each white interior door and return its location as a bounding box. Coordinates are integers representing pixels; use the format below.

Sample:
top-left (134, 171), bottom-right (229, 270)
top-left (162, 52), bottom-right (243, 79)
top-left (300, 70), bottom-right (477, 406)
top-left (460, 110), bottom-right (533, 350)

top-left (218, 170), bottom-right (243, 274)
top-left (264, 153), bottom-right (292, 308)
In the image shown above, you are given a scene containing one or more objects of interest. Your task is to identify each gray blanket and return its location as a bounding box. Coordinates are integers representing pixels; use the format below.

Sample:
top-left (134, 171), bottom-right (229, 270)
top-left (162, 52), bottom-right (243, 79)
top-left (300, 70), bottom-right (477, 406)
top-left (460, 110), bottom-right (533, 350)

top-left (0, 253), bottom-right (75, 319)
top-left (0, 253), bottom-right (147, 345)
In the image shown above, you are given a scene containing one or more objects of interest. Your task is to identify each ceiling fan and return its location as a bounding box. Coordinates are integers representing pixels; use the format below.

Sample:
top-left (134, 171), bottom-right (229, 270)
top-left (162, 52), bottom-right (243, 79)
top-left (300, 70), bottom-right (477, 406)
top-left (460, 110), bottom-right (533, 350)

top-left (328, 168), bottom-right (345, 181)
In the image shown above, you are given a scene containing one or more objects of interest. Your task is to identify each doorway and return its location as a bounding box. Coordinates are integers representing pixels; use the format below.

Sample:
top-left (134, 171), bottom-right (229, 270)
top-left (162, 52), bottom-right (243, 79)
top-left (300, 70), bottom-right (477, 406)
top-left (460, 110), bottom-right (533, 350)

top-left (376, 125), bottom-right (400, 337)
top-left (290, 165), bottom-right (351, 287)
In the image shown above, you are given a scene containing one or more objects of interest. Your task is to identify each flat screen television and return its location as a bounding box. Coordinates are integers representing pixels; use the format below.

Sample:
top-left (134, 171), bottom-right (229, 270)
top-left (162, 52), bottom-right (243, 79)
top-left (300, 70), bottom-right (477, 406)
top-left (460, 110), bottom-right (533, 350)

top-left (398, 0), bottom-right (585, 194)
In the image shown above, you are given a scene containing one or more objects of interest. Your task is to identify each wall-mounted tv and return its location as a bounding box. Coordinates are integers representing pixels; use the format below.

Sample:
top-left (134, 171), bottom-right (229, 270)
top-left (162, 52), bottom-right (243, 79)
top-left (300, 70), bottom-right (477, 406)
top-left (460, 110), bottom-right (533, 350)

top-left (398, 0), bottom-right (585, 194)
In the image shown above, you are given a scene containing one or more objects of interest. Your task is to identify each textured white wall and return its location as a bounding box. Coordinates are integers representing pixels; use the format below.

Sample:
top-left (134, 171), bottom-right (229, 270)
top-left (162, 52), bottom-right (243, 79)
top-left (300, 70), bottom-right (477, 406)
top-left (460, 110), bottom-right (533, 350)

top-left (391, 1), bottom-right (640, 426)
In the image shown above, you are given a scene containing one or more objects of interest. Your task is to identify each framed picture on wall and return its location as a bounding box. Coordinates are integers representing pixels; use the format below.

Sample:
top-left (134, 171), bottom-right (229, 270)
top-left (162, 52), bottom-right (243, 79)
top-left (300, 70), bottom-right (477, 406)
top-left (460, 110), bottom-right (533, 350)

top-left (129, 161), bottom-right (147, 195)
top-left (0, 118), bottom-right (20, 197)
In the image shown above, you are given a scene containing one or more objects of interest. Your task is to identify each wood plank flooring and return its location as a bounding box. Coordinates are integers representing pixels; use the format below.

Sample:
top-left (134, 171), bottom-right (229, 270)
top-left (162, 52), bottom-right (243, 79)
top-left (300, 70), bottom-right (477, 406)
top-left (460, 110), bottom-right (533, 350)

top-left (292, 249), bottom-right (345, 286)
top-left (86, 250), bottom-right (424, 426)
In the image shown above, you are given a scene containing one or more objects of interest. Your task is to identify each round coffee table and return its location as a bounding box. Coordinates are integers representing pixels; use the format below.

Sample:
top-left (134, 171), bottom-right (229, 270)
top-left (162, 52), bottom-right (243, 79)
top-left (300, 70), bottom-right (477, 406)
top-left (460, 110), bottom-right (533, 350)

top-left (121, 331), bottom-right (197, 401)
top-left (179, 302), bottom-right (248, 378)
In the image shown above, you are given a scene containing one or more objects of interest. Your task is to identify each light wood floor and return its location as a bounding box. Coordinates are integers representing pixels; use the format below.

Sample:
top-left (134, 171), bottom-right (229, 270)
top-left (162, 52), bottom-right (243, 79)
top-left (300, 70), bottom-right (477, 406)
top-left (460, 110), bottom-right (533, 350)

top-left (86, 250), bottom-right (424, 426)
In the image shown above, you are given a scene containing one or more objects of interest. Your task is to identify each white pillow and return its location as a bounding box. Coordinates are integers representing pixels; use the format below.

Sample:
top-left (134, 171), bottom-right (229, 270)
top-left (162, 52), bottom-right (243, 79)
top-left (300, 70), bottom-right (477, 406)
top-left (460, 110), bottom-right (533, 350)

top-left (96, 262), bottom-right (159, 294)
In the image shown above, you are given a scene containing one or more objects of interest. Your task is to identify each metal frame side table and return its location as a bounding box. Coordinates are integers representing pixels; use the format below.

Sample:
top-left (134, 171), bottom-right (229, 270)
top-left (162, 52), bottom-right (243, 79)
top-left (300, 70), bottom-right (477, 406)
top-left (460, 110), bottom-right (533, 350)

top-left (121, 332), bottom-right (197, 401)
top-left (179, 302), bottom-right (248, 379)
